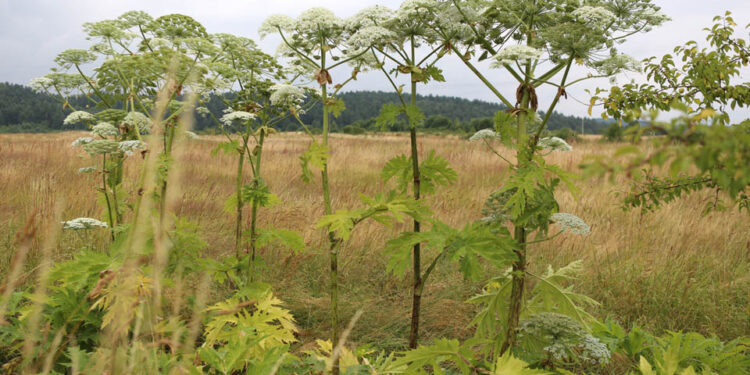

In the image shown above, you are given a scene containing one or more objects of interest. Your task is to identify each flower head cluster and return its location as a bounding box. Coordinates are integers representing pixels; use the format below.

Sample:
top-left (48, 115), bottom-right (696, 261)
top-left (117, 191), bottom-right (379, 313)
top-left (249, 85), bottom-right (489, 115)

top-left (641, 8), bottom-right (671, 25)
top-left (296, 8), bottom-right (344, 36)
top-left (573, 6), bottom-right (616, 30)
top-left (220, 111), bottom-right (256, 126)
top-left (92, 122), bottom-right (119, 138)
top-left (346, 5), bottom-right (393, 30)
top-left (184, 131), bottom-right (199, 139)
top-left (580, 335), bottom-right (611, 366)
top-left (594, 54), bottom-right (641, 75)
top-left (123, 111), bottom-right (151, 134)
top-left (539, 136), bottom-right (572, 151)
top-left (269, 84), bottom-right (306, 108)
top-left (258, 15), bottom-right (295, 38)
top-left (118, 140), bottom-right (147, 156)
top-left (388, 0), bottom-right (440, 41)
top-left (490, 45), bottom-right (543, 68)
top-left (83, 139), bottom-right (119, 155)
top-left (62, 217), bottom-right (108, 230)
top-left (469, 128), bottom-right (498, 141)
top-left (551, 213), bottom-right (590, 235)
top-left (78, 166), bottom-right (97, 174)
top-left (72, 137), bottom-right (95, 148)
top-left (347, 26), bottom-right (396, 52)
top-left (63, 111), bottom-right (96, 126)
top-left (29, 76), bottom-right (53, 92)
top-left (518, 313), bottom-right (609, 366)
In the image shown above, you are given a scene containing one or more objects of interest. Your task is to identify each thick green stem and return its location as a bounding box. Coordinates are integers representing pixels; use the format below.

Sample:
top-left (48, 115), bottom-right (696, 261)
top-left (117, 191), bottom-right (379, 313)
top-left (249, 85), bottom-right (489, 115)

top-left (408, 37), bottom-right (424, 350)
top-left (234, 146), bottom-right (245, 258)
top-left (318, 51), bottom-right (340, 375)
top-left (101, 154), bottom-right (115, 241)
top-left (249, 129), bottom-right (266, 267)
top-left (500, 226), bottom-right (527, 355)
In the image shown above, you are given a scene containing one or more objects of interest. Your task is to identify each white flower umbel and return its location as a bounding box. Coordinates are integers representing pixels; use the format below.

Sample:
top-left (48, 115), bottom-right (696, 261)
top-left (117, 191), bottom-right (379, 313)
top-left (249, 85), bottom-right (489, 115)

top-left (573, 6), bottom-right (616, 30)
top-left (78, 166), bottom-right (97, 174)
top-left (184, 131), bottom-right (198, 139)
top-left (118, 140), bottom-right (147, 156)
top-left (296, 8), bottom-right (344, 35)
top-left (220, 111), bottom-right (256, 127)
top-left (469, 128), bottom-right (498, 141)
top-left (594, 54), bottom-right (642, 75)
top-left (29, 76), bottom-right (53, 92)
top-left (346, 5), bottom-right (393, 30)
top-left (123, 111), bottom-right (151, 135)
top-left (62, 217), bottom-right (108, 230)
top-left (63, 111), bottom-right (96, 126)
top-left (551, 213), bottom-right (590, 235)
top-left (641, 8), bottom-right (671, 25)
top-left (347, 26), bottom-right (396, 52)
top-left (83, 139), bottom-right (119, 155)
top-left (92, 122), bottom-right (118, 138)
top-left (490, 45), bottom-right (543, 68)
top-left (72, 137), bottom-right (95, 148)
top-left (258, 14), bottom-right (295, 38)
top-left (539, 136), bottom-right (572, 151)
top-left (269, 84), bottom-right (306, 108)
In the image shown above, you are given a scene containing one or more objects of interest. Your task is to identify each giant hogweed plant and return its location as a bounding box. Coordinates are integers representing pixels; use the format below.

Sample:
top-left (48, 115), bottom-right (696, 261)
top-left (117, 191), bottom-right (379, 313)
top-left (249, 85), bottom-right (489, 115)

top-left (200, 34), bottom-right (306, 281)
top-left (260, 8), bottom-right (431, 374)
top-left (31, 11), bottom-right (225, 234)
top-left (346, 1), bottom-right (463, 349)
top-left (584, 12), bottom-right (750, 213)
top-left (426, 0), bottom-right (671, 357)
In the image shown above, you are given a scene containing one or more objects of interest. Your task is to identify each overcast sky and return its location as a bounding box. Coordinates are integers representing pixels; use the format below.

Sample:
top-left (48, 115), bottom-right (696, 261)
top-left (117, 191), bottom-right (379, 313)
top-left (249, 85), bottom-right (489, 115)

top-left (1, 0), bottom-right (748, 120)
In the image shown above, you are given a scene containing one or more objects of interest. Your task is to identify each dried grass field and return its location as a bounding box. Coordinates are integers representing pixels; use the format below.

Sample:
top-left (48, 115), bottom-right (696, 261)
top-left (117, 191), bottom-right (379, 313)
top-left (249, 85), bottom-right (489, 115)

top-left (1, 132), bottom-right (748, 349)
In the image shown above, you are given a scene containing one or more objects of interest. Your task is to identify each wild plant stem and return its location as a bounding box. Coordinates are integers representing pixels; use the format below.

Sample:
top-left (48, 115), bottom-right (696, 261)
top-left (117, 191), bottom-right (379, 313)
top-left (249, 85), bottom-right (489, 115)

top-left (249, 128), bottom-right (266, 279)
top-left (234, 145), bottom-right (245, 258)
top-left (101, 154), bottom-right (115, 241)
top-left (408, 36), bottom-right (423, 350)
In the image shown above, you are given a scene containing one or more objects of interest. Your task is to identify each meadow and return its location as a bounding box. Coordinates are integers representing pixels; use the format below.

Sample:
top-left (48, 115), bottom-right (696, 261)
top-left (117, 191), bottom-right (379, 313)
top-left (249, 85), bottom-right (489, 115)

top-left (2, 131), bottom-right (747, 352)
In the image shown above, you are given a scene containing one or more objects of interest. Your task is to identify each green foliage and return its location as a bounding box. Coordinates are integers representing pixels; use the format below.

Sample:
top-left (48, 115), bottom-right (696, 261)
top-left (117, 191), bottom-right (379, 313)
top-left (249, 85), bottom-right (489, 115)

top-left (376, 103), bottom-right (425, 130)
top-left (254, 228), bottom-right (305, 254)
top-left (241, 182), bottom-right (282, 208)
top-left (299, 140), bottom-right (330, 183)
top-left (381, 151), bottom-right (457, 195)
top-left (602, 122), bottom-right (624, 142)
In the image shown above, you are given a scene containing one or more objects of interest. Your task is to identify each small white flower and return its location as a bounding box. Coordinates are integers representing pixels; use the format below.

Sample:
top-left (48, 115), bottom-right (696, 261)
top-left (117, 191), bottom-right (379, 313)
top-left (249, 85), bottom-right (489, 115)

top-left (296, 8), bottom-right (344, 35)
top-left (346, 5), bottom-right (394, 30)
top-left (77, 166), bottom-right (97, 174)
top-left (83, 139), bottom-right (119, 155)
top-left (347, 26), bottom-right (396, 51)
top-left (72, 137), bottom-right (95, 148)
top-left (469, 128), bottom-right (498, 141)
top-left (269, 84), bottom-right (306, 108)
top-left (62, 217), bottom-right (108, 230)
top-left (184, 130), bottom-right (198, 139)
top-left (258, 14), bottom-right (295, 38)
top-left (63, 111), bottom-right (96, 126)
top-left (490, 45), bottom-right (543, 68)
top-left (92, 122), bottom-right (119, 138)
top-left (539, 136), bottom-right (572, 151)
top-left (123, 112), bottom-right (151, 134)
top-left (641, 8), bottom-right (671, 25)
top-left (573, 6), bottom-right (616, 30)
top-left (594, 54), bottom-right (642, 75)
top-left (118, 140), bottom-right (147, 156)
top-left (220, 111), bottom-right (256, 126)
top-left (29, 76), bottom-right (53, 92)
top-left (551, 213), bottom-right (590, 235)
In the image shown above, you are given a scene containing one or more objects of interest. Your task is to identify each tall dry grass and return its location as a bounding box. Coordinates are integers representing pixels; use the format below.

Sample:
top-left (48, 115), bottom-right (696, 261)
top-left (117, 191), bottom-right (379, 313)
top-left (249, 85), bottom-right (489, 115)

top-left (1, 131), bottom-right (748, 350)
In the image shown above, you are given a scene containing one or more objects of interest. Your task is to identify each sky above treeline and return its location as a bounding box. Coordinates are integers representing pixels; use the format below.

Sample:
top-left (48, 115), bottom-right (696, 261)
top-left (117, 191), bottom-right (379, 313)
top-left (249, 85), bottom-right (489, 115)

top-left (1, 0), bottom-right (748, 120)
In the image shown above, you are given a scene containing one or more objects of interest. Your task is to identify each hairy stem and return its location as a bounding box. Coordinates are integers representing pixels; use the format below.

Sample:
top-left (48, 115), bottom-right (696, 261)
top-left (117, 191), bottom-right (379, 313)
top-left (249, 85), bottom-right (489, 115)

top-left (249, 128), bottom-right (266, 271)
top-left (408, 36), bottom-right (423, 349)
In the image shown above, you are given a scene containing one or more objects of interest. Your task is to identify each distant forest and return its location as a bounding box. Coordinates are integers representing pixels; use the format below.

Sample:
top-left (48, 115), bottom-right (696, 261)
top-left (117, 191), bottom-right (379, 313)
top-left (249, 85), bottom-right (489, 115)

top-left (0, 82), bottom-right (608, 134)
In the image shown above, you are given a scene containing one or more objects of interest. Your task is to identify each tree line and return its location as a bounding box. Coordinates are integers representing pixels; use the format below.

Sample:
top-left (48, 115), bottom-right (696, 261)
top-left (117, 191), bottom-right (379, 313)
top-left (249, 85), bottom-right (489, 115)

top-left (0, 83), bottom-right (609, 135)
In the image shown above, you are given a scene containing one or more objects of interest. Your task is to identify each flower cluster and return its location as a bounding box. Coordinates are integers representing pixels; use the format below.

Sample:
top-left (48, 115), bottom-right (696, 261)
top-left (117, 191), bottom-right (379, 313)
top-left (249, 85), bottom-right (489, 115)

top-left (347, 26), bottom-right (396, 52)
top-left (539, 136), bottom-right (572, 151)
top-left (573, 6), bottom-right (616, 30)
top-left (123, 112), bottom-right (151, 135)
top-left (72, 137), bottom-right (95, 148)
top-left (77, 166), bottom-right (97, 174)
top-left (83, 139), bottom-right (119, 155)
top-left (269, 84), bottom-right (306, 109)
top-left (92, 122), bottom-right (119, 138)
top-left (490, 45), bottom-right (543, 67)
top-left (550, 213), bottom-right (590, 235)
top-left (118, 140), bottom-right (147, 156)
top-left (63, 111), bottom-right (96, 126)
top-left (258, 15), bottom-right (295, 39)
top-left (518, 312), bottom-right (609, 366)
top-left (469, 128), bottom-right (498, 141)
top-left (346, 5), bottom-right (393, 30)
top-left (594, 54), bottom-right (642, 75)
top-left (62, 217), bottom-right (108, 230)
top-left (296, 8), bottom-right (344, 36)
top-left (220, 111), bottom-right (256, 126)
top-left (29, 76), bottom-right (53, 92)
